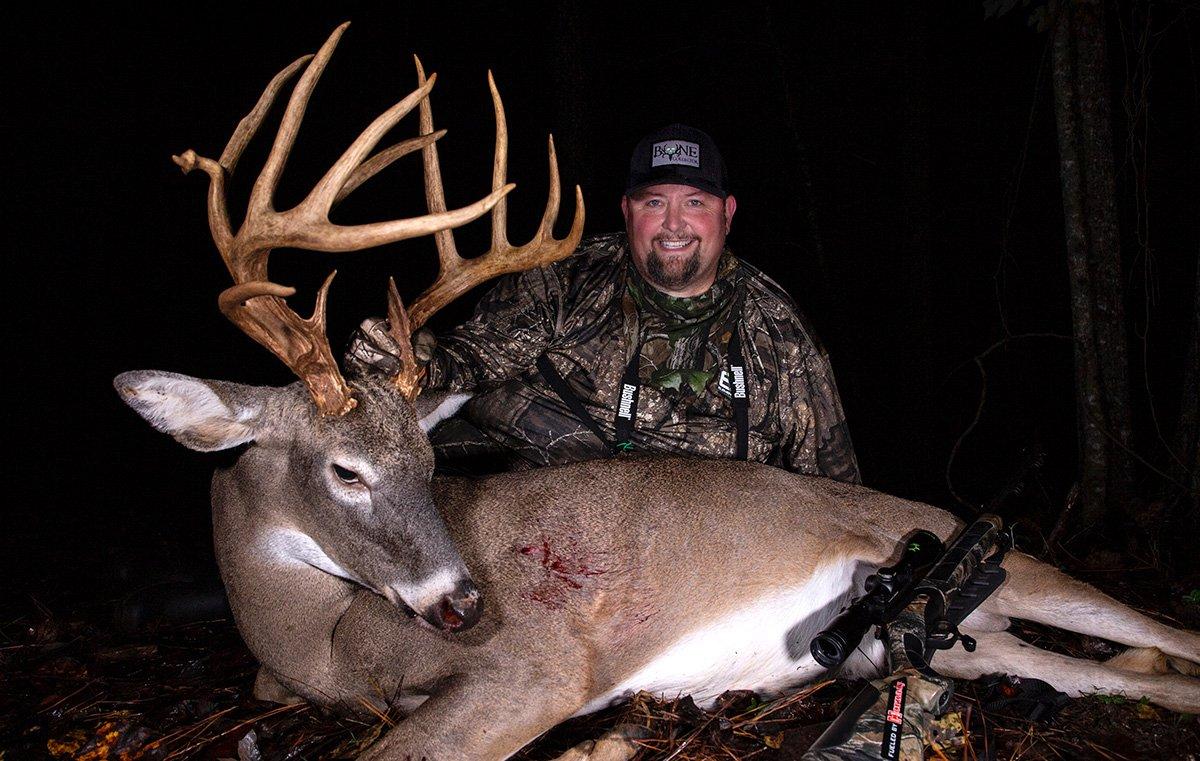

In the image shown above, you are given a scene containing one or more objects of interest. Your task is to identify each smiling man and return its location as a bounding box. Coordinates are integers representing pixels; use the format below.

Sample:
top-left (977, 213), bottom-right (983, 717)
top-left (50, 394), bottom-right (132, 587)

top-left (623, 183), bottom-right (735, 296)
top-left (348, 124), bottom-right (860, 483)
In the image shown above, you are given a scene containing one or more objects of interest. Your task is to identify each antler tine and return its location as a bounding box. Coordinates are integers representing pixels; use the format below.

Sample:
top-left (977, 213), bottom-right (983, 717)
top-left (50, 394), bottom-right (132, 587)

top-left (172, 149), bottom-right (235, 259)
top-left (385, 278), bottom-right (423, 401)
top-left (248, 22), bottom-right (349, 215)
top-left (540, 135), bottom-right (562, 236)
top-left (414, 56), bottom-right (463, 272)
top-left (219, 54), bottom-right (314, 176)
top-left (288, 184), bottom-right (513, 254)
top-left (305, 73), bottom-right (438, 212)
top-left (217, 272), bottom-right (338, 352)
top-left (173, 25), bottom-right (527, 416)
top-left (538, 135), bottom-right (586, 248)
top-left (334, 129), bottom-right (446, 205)
top-left (404, 66), bottom-right (587, 331)
top-left (488, 71), bottom-right (509, 253)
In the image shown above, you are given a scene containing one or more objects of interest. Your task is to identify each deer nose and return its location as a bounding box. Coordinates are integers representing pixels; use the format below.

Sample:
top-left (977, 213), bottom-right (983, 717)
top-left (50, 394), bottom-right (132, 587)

top-left (427, 579), bottom-right (482, 632)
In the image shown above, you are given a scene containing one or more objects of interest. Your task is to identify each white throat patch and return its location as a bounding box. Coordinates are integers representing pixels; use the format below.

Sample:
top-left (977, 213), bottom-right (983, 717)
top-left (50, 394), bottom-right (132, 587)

top-left (263, 527), bottom-right (359, 585)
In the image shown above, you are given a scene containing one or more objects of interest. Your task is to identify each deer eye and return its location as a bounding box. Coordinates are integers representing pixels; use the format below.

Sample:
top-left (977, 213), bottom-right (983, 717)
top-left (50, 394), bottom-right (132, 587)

top-left (332, 464), bottom-right (361, 484)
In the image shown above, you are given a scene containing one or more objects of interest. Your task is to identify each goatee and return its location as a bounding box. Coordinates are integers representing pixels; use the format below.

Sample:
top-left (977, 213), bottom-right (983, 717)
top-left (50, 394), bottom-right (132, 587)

top-left (646, 248), bottom-right (701, 291)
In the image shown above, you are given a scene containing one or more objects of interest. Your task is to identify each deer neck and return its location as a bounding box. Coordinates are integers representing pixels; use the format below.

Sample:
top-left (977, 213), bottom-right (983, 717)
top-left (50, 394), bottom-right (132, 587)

top-left (210, 452), bottom-right (361, 678)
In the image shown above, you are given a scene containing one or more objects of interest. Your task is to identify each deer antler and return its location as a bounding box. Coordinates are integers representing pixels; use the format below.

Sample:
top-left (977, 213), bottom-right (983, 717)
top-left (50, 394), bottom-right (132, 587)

top-left (384, 59), bottom-right (586, 398)
top-left (173, 23), bottom-right (513, 415)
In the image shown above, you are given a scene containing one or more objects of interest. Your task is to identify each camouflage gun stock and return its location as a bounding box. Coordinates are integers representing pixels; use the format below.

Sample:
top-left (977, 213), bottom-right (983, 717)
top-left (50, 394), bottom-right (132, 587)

top-left (804, 515), bottom-right (1013, 761)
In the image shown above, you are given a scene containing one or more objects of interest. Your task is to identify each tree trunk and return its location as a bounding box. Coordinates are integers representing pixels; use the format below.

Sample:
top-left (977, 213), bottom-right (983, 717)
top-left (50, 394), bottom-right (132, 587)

top-left (1174, 258), bottom-right (1200, 499)
top-left (1050, 0), bottom-right (1136, 534)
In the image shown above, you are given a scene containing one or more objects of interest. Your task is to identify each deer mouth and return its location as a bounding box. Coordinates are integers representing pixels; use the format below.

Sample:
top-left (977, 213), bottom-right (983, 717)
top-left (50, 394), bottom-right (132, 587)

top-left (428, 583), bottom-right (482, 632)
top-left (382, 577), bottom-right (483, 632)
top-left (395, 597), bottom-right (420, 619)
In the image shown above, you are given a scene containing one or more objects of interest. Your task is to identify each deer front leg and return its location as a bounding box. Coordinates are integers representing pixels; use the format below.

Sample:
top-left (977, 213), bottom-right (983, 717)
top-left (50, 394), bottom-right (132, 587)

top-left (358, 670), bottom-right (588, 761)
top-left (253, 667), bottom-right (304, 704)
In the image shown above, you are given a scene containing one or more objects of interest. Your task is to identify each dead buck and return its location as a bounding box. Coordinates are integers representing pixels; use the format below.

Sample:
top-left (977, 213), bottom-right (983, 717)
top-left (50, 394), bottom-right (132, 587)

top-left (115, 25), bottom-right (1200, 761)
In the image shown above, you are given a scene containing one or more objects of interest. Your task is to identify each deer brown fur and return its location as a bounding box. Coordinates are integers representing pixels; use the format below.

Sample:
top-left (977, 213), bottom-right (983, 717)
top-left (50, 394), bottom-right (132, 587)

top-left (115, 371), bottom-right (1200, 760)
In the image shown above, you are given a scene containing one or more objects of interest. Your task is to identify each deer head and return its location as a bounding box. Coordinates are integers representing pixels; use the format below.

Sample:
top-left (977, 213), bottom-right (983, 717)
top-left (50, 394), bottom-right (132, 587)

top-left (115, 23), bottom-right (583, 632)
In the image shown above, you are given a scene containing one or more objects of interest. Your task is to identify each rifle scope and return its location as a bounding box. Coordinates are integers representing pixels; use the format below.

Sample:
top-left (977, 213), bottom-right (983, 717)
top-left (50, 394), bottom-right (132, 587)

top-left (810, 530), bottom-right (943, 669)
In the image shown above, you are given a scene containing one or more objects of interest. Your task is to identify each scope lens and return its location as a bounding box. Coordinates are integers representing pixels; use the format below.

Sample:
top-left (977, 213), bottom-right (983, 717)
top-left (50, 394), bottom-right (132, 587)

top-left (811, 633), bottom-right (846, 668)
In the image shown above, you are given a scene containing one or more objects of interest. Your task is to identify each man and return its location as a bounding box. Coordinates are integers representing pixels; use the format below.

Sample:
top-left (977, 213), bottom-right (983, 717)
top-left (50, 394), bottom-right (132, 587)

top-left (348, 124), bottom-right (860, 483)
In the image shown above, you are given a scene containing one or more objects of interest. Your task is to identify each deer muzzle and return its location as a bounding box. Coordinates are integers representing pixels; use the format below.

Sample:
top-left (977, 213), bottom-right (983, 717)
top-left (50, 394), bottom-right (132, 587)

top-left (382, 569), bottom-right (482, 632)
top-left (425, 579), bottom-right (482, 632)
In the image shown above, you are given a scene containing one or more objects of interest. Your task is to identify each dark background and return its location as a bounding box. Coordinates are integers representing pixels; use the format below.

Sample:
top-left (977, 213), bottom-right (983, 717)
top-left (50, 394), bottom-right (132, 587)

top-left (7, 2), bottom-right (1198, 589)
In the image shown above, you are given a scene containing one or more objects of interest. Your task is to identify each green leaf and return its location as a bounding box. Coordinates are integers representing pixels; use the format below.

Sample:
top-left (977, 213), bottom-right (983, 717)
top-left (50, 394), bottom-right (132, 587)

top-left (681, 369), bottom-right (713, 396)
top-left (650, 369), bottom-right (684, 392)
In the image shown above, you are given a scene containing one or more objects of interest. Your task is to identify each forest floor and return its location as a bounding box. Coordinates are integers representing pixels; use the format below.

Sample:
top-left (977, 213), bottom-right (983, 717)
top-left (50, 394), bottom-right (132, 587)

top-left (2, 541), bottom-right (1197, 760)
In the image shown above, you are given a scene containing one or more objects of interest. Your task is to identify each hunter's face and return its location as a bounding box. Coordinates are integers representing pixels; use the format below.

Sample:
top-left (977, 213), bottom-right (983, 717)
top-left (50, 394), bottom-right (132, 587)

top-left (622, 184), bottom-right (737, 297)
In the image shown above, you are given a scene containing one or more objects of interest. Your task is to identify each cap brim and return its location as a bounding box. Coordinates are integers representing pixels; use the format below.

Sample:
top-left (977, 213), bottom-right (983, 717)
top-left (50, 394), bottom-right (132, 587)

top-left (625, 176), bottom-right (728, 199)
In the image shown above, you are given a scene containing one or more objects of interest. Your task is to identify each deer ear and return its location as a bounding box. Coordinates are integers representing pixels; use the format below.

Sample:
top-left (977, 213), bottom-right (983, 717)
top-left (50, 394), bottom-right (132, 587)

top-left (114, 371), bottom-right (268, 452)
top-left (415, 391), bottom-right (473, 433)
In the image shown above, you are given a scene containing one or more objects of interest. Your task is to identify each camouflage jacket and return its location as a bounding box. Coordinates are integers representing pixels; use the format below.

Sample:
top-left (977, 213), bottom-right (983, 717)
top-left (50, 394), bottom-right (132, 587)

top-left (424, 232), bottom-right (861, 483)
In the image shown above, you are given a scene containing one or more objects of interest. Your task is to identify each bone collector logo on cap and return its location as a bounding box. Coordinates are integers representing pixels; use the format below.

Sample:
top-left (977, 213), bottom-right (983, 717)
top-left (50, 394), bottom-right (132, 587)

top-left (627, 123), bottom-right (729, 199)
top-left (651, 140), bottom-right (701, 168)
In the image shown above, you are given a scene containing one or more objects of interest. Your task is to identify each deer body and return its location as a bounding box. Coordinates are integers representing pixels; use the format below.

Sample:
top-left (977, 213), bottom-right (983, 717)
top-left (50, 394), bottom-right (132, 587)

top-left (117, 373), bottom-right (1199, 760)
top-left (221, 451), bottom-right (923, 709)
top-left (230, 460), bottom-right (1200, 760)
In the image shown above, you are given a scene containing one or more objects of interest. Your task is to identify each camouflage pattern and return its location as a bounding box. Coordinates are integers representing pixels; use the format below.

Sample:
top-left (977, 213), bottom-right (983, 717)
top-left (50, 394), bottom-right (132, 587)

top-left (803, 670), bottom-right (952, 761)
top-left (805, 599), bottom-right (952, 760)
top-left (914, 515), bottom-right (1005, 630)
top-left (414, 232), bottom-right (861, 481)
top-left (927, 711), bottom-right (966, 755)
top-left (804, 519), bottom-right (1011, 759)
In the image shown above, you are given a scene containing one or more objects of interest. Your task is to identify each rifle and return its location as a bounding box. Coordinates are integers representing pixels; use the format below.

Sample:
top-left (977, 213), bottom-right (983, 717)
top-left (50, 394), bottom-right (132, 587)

top-left (803, 515), bottom-right (1013, 761)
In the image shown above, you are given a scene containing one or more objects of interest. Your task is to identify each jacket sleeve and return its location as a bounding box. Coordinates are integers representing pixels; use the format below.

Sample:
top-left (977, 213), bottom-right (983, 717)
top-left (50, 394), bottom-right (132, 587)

top-left (781, 341), bottom-right (863, 484)
top-left (422, 264), bottom-right (562, 392)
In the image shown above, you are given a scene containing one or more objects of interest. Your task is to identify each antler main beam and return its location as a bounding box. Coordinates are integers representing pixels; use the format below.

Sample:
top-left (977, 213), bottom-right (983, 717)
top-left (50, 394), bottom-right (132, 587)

top-left (173, 23), bottom-right (512, 414)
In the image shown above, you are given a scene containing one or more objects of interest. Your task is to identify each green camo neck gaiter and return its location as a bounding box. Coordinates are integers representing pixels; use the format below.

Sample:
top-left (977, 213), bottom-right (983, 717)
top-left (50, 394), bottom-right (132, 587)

top-left (626, 253), bottom-right (741, 396)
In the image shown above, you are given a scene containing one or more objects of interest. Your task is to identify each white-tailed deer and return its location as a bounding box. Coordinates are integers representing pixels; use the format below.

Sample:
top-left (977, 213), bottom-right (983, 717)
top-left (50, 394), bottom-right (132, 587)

top-left (115, 25), bottom-right (1199, 761)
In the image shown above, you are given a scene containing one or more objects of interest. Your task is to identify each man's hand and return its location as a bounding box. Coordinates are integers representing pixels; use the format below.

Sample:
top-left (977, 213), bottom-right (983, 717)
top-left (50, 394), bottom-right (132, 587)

top-left (345, 317), bottom-right (438, 377)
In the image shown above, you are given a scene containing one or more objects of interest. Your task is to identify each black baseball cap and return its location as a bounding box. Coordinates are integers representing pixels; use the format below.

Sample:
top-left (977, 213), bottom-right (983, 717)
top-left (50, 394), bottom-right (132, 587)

top-left (626, 123), bottom-right (729, 199)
